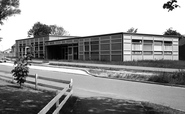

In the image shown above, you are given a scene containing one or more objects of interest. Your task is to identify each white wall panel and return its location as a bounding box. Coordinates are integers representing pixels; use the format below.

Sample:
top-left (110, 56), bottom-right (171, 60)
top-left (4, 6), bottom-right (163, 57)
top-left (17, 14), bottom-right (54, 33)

top-left (124, 55), bottom-right (131, 61)
top-left (143, 55), bottom-right (153, 60)
top-left (154, 55), bottom-right (163, 60)
top-left (132, 55), bottom-right (142, 61)
top-left (164, 56), bottom-right (172, 60)
top-left (173, 56), bottom-right (178, 60)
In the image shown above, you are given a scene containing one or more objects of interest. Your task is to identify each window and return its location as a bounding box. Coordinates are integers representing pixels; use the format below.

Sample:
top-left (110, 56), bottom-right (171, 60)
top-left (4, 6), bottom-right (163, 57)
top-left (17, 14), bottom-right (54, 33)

top-left (91, 45), bottom-right (99, 51)
top-left (164, 51), bottom-right (172, 55)
top-left (143, 44), bottom-right (152, 51)
top-left (111, 43), bottom-right (122, 50)
top-left (132, 44), bottom-right (142, 51)
top-left (154, 51), bottom-right (163, 55)
top-left (143, 51), bottom-right (153, 55)
top-left (164, 41), bottom-right (172, 51)
top-left (100, 51), bottom-right (110, 55)
top-left (132, 51), bottom-right (142, 55)
top-left (154, 41), bottom-right (163, 51)
top-left (101, 44), bottom-right (110, 50)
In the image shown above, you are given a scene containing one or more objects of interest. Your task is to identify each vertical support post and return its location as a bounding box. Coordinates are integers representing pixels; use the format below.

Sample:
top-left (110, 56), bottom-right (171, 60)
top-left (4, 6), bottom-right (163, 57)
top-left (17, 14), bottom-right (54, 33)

top-left (69, 79), bottom-right (73, 89)
top-left (56, 90), bottom-right (60, 114)
top-left (35, 74), bottom-right (38, 90)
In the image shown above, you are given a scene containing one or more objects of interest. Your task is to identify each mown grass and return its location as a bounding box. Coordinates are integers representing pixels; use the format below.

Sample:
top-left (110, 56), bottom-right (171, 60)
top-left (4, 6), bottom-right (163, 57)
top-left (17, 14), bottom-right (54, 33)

top-left (50, 59), bottom-right (185, 69)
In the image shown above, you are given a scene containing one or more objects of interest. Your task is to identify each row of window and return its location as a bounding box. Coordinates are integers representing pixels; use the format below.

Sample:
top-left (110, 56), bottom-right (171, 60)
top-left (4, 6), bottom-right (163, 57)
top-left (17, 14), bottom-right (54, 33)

top-left (130, 51), bottom-right (177, 55)
top-left (79, 54), bottom-right (122, 61)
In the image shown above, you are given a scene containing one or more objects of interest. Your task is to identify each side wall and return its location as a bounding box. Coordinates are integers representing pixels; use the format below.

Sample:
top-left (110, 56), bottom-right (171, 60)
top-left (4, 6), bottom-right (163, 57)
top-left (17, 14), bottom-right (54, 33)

top-left (123, 34), bottom-right (179, 61)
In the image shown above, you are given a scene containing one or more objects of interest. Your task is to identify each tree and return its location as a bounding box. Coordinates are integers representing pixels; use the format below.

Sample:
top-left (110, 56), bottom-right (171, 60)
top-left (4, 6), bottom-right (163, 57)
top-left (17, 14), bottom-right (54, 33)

top-left (163, 0), bottom-right (180, 11)
top-left (50, 25), bottom-right (69, 36)
top-left (11, 54), bottom-right (32, 87)
top-left (28, 22), bottom-right (51, 37)
top-left (0, 0), bottom-right (21, 25)
top-left (163, 27), bottom-right (184, 39)
top-left (127, 27), bottom-right (138, 33)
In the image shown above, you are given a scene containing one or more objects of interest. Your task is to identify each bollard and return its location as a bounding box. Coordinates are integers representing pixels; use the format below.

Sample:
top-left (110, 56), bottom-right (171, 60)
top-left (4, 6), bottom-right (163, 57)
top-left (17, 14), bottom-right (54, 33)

top-left (35, 74), bottom-right (38, 90)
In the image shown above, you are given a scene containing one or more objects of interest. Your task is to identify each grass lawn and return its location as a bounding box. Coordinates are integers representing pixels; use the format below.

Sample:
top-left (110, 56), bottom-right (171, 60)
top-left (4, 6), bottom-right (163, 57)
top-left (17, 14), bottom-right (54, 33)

top-left (0, 80), bottom-right (185, 114)
top-left (49, 59), bottom-right (185, 69)
top-left (0, 80), bottom-right (55, 114)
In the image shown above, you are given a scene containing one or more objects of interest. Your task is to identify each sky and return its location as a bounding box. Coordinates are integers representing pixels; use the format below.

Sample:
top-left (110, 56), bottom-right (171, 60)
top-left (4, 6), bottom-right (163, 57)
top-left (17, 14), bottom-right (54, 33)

top-left (0, 0), bottom-right (185, 51)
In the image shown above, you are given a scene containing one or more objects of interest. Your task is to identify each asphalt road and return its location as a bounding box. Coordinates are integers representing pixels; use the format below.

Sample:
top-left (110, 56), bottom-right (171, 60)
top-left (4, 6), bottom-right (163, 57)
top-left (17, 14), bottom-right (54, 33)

top-left (0, 63), bottom-right (185, 111)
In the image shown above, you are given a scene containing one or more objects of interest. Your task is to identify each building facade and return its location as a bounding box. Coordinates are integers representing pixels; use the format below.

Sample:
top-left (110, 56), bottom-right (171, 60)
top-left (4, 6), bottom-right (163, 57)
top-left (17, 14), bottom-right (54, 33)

top-left (16, 32), bottom-right (179, 61)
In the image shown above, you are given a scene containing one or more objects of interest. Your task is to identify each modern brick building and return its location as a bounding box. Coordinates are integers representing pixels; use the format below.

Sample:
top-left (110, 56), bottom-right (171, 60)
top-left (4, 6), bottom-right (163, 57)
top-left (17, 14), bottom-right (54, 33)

top-left (16, 32), bottom-right (179, 61)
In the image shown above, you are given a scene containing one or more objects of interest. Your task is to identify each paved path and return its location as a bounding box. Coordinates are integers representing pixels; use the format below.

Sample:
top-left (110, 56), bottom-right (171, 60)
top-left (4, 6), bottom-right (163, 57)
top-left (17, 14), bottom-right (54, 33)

top-left (0, 62), bottom-right (185, 111)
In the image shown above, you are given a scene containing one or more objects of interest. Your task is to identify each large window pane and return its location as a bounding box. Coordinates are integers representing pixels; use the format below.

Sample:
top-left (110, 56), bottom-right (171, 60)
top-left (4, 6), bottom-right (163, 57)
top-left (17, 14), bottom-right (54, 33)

top-left (101, 55), bottom-right (110, 61)
top-left (101, 44), bottom-right (110, 50)
top-left (143, 44), bottom-right (152, 51)
top-left (111, 55), bottom-right (122, 61)
top-left (91, 45), bottom-right (99, 51)
top-left (111, 43), bottom-right (122, 50)
top-left (154, 45), bottom-right (162, 51)
top-left (132, 44), bottom-right (142, 50)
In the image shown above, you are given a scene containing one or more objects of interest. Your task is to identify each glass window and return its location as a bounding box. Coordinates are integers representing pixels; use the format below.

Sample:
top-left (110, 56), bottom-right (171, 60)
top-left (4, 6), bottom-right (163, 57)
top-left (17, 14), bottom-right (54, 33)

top-left (101, 40), bottom-right (110, 44)
top-left (143, 44), bottom-right (152, 51)
top-left (132, 44), bottom-right (142, 51)
top-left (132, 39), bottom-right (142, 43)
top-left (111, 39), bottom-right (122, 43)
top-left (100, 51), bottom-right (110, 55)
top-left (143, 51), bottom-right (153, 55)
top-left (164, 51), bottom-right (172, 55)
top-left (100, 36), bottom-right (110, 40)
top-left (101, 44), bottom-right (110, 50)
top-left (111, 55), bottom-right (122, 61)
top-left (85, 45), bottom-right (89, 51)
top-left (101, 55), bottom-right (110, 61)
top-left (132, 51), bottom-right (142, 55)
top-left (91, 45), bottom-right (99, 51)
top-left (111, 35), bottom-right (122, 39)
top-left (111, 43), bottom-right (122, 50)
top-left (111, 51), bottom-right (122, 55)
top-left (154, 41), bottom-right (162, 45)
top-left (144, 40), bottom-right (153, 44)
top-left (154, 51), bottom-right (163, 55)
top-left (91, 41), bottom-right (99, 45)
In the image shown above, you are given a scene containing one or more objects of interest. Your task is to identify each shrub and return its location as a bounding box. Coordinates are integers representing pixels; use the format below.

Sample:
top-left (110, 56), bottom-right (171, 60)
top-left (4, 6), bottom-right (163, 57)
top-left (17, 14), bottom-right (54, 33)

top-left (148, 70), bottom-right (185, 85)
top-left (11, 54), bottom-right (32, 87)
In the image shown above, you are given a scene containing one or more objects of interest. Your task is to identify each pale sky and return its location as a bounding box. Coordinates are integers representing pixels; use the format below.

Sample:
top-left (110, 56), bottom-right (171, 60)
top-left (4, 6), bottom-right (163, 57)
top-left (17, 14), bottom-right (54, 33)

top-left (0, 0), bottom-right (185, 51)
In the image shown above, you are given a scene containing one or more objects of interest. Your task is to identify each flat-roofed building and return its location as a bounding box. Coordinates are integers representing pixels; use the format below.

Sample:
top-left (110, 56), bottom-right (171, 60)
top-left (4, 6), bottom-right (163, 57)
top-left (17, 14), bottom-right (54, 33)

top-left (15, 32), bottom-right (179, 61)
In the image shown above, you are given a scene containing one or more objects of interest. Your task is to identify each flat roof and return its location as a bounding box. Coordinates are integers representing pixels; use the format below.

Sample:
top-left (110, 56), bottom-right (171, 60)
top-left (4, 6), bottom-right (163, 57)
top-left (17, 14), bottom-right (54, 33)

top-left (16, 32), bottom-right (179, 42)
top-left (45, 32), bottom-right (179, 43)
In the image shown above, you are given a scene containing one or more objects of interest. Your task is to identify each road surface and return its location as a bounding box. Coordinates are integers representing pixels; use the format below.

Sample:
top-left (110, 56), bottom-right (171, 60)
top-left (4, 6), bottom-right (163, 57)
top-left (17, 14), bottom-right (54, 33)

top-left (0, 63), bottom-right (185, 111)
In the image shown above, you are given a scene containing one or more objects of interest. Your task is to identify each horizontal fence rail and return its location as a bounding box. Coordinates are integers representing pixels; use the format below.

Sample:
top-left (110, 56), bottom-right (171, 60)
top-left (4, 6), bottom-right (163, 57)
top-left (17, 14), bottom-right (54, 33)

top-left (0, 70), bottom-right (73, 114)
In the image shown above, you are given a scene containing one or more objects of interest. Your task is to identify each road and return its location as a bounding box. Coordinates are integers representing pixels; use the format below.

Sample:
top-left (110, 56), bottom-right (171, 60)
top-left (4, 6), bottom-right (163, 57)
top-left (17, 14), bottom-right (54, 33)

top-left (0, 63), bottom-right (185, 111)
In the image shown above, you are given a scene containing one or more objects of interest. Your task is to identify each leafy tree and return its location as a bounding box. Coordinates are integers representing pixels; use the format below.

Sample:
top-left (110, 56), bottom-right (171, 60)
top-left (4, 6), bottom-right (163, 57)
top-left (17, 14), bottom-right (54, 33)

top-left (0, 0), bottom-right (21, 26)
top-left (50, 25), bottom-right (69, 36)
top-left (163, 28), bottom-right (184, 39)
top-left (127, 27), bottom-right (138, 33)
top-left (163, 0), bottom-right (180, 11)
top-left (28, 22), bottom-right (52, 37)
top-left (11, 53), bottom-right (32, 87)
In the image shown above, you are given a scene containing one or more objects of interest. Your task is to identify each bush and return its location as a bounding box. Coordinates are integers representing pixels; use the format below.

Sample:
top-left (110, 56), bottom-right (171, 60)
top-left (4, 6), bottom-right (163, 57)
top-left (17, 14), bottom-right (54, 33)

top-left (148, 70), bottom-right (185, 85)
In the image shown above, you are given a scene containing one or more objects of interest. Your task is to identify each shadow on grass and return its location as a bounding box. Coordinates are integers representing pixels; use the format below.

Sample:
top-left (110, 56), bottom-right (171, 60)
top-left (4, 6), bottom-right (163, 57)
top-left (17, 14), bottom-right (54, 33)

top-left (61, 96), bottom-right (185, 114)
top-left (0, 85), bottom-right (55, 114)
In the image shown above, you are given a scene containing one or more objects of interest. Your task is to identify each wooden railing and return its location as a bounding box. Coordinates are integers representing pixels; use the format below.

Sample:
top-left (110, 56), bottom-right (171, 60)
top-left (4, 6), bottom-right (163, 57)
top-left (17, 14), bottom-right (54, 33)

top-left (0, 71), bottom-right (73, 114)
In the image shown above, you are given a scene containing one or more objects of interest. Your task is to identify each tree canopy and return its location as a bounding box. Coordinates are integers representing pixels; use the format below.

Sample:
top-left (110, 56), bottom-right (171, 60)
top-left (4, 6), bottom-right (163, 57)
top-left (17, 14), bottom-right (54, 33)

top-left (28, 22), bottom-right (69, 37)
top-left (0, 0), bottom-right (21, 25)
top-left (163, 0), bottom-right (180, 11)
top-left (127, 27), bottom-right (138, 33)
top-left (28, 22), bottom-right (52, 37)
top-left (50, 25), bottom-right (69, 36)
top-left (163, 28), bottom-right (184, 39)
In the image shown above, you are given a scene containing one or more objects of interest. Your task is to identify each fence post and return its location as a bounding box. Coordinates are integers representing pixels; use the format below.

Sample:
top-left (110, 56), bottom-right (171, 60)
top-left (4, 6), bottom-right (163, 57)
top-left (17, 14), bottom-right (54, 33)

top-left (35, 74), bottom-right (38, 90)
top-left (56, 90), bottom-right (60, 114)
top-left (69, 79), bottom-right (73, 89)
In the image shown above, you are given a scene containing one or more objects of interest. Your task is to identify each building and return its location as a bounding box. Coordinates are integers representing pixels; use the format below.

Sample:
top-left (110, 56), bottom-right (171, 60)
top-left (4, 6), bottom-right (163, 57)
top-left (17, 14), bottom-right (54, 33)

top-left (16, 35), bottom-right (76, 59)
top-left (16, 32), bottom-right (179, 61)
